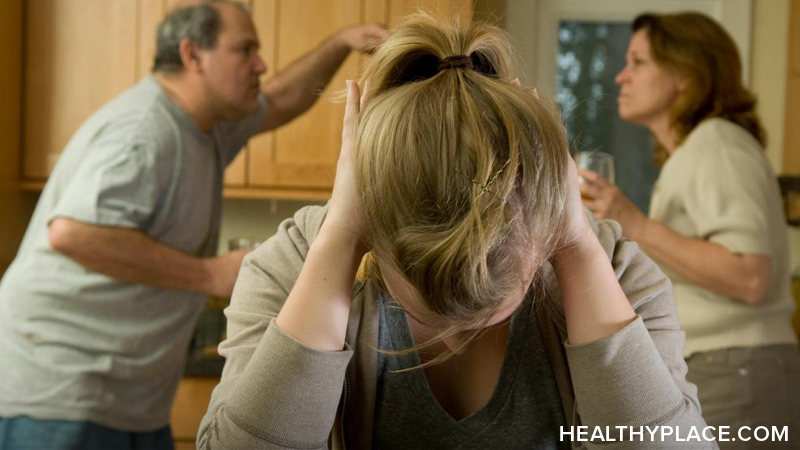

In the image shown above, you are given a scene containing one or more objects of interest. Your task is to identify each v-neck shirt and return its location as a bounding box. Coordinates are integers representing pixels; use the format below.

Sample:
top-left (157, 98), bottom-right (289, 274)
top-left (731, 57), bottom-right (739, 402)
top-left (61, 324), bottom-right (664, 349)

top-left (372, 292), bottom-right (566, 449)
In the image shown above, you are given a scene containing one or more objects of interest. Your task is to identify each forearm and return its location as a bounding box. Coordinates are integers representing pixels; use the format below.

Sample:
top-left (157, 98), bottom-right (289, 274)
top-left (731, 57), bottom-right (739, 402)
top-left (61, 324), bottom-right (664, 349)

top-left (635, 218), bottom-right (771, 305)
top-left (275, 223), bottom-right (365, 351)
top-left (49, 219), bottom-right (212, 294)
top-left (260, 34), bottom-right (351, 131)
top-left (553, 230), bottom-right (636, 345)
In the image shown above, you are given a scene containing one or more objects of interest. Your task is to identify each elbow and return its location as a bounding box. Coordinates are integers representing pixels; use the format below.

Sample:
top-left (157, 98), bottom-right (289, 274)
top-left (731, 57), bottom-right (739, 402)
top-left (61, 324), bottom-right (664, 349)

top-left (741, 281), bottom-right (768, 306)
top-left (740, 270), bottom-right (771, 306)
top-left (48, 218), bottom-right (79, 256)
top-left (733, 254), bottom-right (772, 306)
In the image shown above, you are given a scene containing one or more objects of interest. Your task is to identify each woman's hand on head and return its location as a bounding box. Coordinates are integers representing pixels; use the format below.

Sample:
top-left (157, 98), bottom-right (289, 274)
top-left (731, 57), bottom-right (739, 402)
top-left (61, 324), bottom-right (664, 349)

top-left (322, 80), bottom-right (370, 254)
top-left (558, 156), bottom-right (596, 249)
top-left (579, 169), bottom-right (648, 240)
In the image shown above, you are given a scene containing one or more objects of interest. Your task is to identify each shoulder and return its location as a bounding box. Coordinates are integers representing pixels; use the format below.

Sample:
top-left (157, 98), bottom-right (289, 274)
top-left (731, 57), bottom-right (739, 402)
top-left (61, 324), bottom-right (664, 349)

top-left (245, 205), bottom-right (328, 267)
top-left (290, 204), bottom-right (329, 244)
top-left (232, 205), bottom-right (329, 317)
top-left (90, 84), bottom-right (180, 150)
top-left (680, 118), bottom-right (762, 160)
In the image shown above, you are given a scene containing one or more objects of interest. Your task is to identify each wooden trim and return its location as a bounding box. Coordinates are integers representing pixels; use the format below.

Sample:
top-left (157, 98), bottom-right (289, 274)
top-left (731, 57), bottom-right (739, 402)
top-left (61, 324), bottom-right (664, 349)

top-left (19, 180), bottom-right (45, 191)
top-left (223, 186), bottom-right (331, 201)
top-left (20, 180), bottom-right (331, 202)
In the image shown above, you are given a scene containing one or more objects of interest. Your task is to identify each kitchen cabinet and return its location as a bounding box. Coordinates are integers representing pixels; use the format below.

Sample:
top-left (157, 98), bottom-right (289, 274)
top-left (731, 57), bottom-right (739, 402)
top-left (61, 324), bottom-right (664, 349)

top-left (247, 0), bottom-right (360, 192)
top-left (23, 0), bottom-right (138, 179)
top-left (0, 0), bottom-right (38, 281)
top-left (786, 0), bottom-right (800, 174)
top-left (18, 0), bottom-right (473, 200)
top-left (370, 0), bottom-right (473, 27)
top-left (170, 376), bottom-right (218, 450)
top-left (23, 0), bottom-right (245, 188)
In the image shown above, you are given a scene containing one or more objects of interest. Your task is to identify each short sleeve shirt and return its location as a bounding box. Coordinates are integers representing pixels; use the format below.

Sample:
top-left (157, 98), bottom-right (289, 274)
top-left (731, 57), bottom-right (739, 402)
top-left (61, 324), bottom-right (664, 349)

top-left (648, 118), bottom-right (797, 356)
top-left (0, 76), bottom-right (267, 431)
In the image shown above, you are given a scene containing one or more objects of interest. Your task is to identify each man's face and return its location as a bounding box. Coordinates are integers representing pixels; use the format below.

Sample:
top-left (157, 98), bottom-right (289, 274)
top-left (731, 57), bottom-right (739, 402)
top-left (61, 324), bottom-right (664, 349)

top-left (198, 4), bottom-right (267, 121)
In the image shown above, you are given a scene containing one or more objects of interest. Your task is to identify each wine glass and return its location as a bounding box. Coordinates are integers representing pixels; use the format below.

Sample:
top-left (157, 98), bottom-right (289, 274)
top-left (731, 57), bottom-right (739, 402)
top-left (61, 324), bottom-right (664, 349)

top-left (575, 151), bottom-right (615, 185)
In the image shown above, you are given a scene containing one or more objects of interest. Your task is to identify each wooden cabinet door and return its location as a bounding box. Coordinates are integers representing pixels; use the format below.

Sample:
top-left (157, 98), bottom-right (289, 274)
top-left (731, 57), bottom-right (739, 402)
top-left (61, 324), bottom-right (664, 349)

top-left (139, 0), bottom-right (166, 81)
top-left (366, 0), bottom-right (473, 27)
top-left (170, 377), bottom-right (218, 450)
top-left (785, 0), bottom-right (800, 174)
top-left (23, 0), bottom-right (138, 179)
top-left (248, 0), bottom-right (361, 191)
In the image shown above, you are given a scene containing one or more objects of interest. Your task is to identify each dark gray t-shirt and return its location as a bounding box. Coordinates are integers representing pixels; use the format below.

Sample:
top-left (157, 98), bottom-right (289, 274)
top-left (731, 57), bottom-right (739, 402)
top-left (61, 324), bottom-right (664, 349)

top-left (0, 76), bottom-right (267, 431)
top-left (373, 292), bottom-right (568, 449)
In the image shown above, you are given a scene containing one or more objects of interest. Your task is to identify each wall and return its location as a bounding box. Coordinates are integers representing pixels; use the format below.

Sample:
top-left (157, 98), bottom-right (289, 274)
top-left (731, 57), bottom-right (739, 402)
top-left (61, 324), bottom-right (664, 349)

top-left (218, 199), bottom-right (323, 251)
top-left (753, 0), bottom-right (800, 277)
top-left (751, 0), bottom-right (790, 173)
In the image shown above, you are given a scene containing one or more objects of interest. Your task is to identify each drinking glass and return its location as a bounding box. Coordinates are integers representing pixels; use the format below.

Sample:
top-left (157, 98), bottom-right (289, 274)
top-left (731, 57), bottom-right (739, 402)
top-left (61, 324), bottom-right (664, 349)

top-left (575, 151), bottom-right (615, 185)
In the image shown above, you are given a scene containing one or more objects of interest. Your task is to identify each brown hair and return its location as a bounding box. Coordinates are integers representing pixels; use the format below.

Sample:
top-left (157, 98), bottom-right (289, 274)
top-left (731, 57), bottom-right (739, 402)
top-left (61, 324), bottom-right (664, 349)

top-left (354, 13), bottom-right (570, 361)
top-left (153, 0), bottom-right (249, 73)
top-left (633, 12), bottom-right (766, 163)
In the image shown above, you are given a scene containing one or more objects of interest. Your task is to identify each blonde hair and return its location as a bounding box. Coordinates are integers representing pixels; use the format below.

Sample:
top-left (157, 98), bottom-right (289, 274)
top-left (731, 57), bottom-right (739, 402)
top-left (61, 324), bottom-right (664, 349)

top-left (633, 12), bottom-right (766, 164)
top-left (355, 13), bottom-right (570, 355)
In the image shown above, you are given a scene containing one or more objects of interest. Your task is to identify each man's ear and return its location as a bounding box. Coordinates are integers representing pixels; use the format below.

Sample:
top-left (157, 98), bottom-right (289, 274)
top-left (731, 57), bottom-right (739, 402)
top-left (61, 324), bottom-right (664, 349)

top-left (179, 38), bottom-right (204, 73)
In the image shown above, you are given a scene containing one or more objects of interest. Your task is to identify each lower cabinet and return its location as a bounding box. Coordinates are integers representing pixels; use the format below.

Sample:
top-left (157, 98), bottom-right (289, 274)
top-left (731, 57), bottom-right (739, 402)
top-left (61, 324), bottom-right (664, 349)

top-left (170, 377), bottom-right (219, 450)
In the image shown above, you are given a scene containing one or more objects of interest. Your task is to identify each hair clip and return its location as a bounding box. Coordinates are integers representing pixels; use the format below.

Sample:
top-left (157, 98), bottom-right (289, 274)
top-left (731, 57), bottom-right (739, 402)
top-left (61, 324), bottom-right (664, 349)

top-left (455, 158), bottom-right (512, 201)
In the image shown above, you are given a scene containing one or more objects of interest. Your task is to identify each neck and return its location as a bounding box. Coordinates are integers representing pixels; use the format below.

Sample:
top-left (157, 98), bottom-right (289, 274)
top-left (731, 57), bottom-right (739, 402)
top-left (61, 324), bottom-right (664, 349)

top-left (648, 114), bottom-right (680, 155)
top-left (153, 72), bottom-right (215, 132)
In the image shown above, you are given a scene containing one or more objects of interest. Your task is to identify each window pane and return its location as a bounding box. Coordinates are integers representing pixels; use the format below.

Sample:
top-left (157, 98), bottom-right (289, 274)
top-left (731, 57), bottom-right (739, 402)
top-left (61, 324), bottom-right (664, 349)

top-left (556, 20), bottom-right (660, 213)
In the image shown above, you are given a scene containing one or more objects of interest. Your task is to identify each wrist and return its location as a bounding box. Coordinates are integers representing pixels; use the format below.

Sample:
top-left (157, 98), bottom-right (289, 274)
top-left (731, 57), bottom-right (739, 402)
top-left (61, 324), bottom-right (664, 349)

top-left (198, 257), bottom-right (221, 296)
top-left (330, 29), bottom-right (354, 53)
top-left (627, 214), bottom-right (652, 244)
top-left (316, 222), bottom-right (368, 261)
top-left (552, 229), bottom-right (604, 273)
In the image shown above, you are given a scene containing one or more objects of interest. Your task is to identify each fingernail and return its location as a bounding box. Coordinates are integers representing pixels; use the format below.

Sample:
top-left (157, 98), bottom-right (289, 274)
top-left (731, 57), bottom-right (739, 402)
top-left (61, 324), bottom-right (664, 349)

top-left (346, 79), bottom-right (351, 89)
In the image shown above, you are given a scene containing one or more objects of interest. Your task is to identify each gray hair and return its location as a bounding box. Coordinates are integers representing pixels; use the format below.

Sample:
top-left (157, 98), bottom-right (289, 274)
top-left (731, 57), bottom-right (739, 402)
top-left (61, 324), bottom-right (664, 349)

top-left (152, 1), bottom-right (248, 73)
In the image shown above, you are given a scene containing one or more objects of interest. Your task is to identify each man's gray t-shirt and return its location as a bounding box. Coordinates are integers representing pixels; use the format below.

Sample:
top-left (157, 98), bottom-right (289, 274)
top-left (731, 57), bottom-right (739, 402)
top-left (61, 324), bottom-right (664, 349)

top-left (0, 76), bottom-right (267, 431)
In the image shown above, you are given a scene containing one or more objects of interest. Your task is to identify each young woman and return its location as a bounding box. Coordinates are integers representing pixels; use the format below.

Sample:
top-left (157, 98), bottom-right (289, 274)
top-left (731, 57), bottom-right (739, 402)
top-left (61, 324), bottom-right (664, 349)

top-left (581, 11), bottom-right (800, 448)
top-left (198, 14), bottom-right (711, 449)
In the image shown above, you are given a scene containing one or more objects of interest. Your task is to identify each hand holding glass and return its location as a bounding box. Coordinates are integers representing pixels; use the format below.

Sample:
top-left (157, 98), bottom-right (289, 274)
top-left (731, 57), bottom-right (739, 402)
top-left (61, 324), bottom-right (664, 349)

top-left (576, 151), bottom-right (615, 183)
top-left (575, 151), bottom-right (615, 200)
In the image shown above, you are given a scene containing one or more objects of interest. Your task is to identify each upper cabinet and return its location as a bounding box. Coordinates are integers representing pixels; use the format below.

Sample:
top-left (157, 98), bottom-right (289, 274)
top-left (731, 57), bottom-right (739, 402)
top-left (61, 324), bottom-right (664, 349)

top-left (785, 0), bottom-right (800, 175)
top-left (248, 0), bottom-right (361, 193)
top-left (24, 0), bottom-right (138, 179)
top-left (370, 0), bottom-right (473, 26)
top-left (20, 0), bottom-right (473, 199)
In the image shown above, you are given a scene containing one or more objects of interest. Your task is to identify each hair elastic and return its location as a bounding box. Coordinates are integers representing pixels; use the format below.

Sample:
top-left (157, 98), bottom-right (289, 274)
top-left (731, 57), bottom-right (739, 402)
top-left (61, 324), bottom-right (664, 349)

top-left (437, 55), bottom-right (474, 72)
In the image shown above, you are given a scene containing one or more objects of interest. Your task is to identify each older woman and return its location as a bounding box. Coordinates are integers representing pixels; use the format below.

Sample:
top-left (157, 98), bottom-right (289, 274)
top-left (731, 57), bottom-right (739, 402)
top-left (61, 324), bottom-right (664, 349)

top-left (582, 11), bottom-right (800, 448)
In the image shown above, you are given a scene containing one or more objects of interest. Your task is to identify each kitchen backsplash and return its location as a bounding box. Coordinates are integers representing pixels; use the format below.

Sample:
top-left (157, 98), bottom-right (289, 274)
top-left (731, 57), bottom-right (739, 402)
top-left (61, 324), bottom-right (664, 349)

top-left (789, 226), bottom-right (800, 278)
top-left (219, 198), bottom-right (321, 253)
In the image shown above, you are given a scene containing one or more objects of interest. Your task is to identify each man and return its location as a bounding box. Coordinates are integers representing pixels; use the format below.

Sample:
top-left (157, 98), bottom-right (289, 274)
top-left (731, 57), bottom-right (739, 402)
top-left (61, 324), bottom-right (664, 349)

top-left (0, 1), bottom-right (386, 448)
